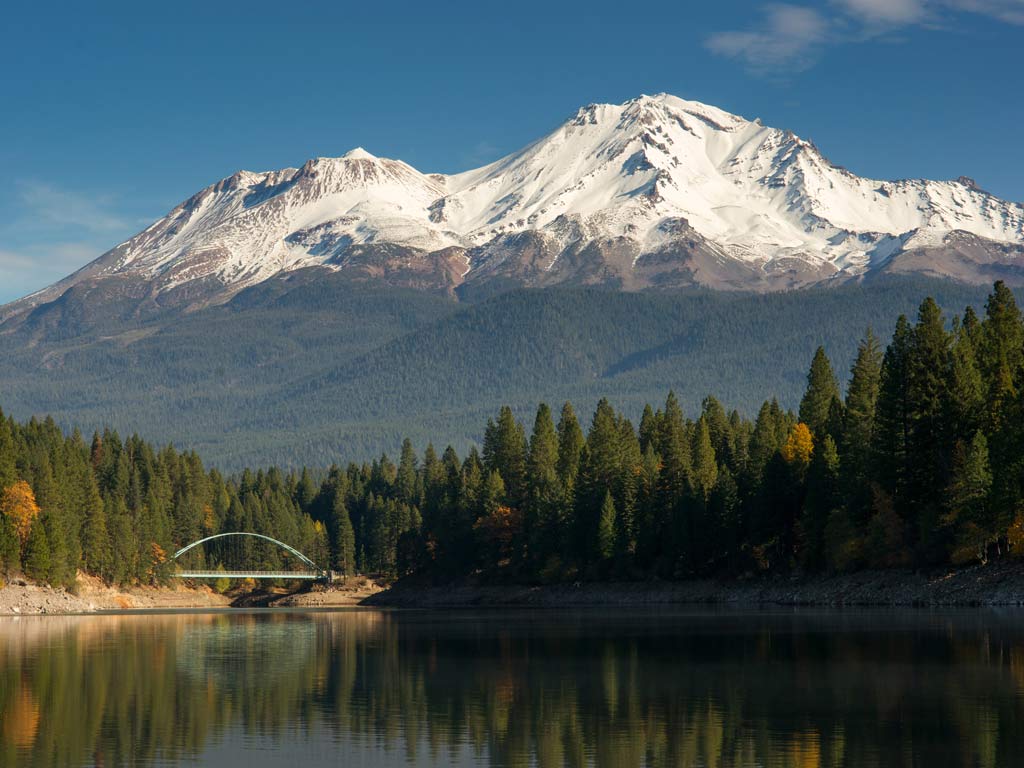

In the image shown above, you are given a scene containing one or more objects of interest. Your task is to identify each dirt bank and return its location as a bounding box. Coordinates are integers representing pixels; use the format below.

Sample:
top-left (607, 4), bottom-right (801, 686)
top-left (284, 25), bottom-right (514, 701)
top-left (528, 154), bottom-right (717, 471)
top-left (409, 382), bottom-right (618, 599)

top-left (0, 573), bottom-right (232, 615)
top-left (365, 559), bottom-right (1024, 608)
top-left (0, 573), bottom-right (387, 616)
top-left (230, 577), bottom-right (386, 608)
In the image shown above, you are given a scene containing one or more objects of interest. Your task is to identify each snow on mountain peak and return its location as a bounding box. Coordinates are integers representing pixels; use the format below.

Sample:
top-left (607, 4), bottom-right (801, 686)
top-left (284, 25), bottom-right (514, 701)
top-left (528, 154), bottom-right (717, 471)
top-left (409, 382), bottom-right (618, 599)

top-left (12, 93), bottom-right (1024, 308)
top-left (342, 147), bottom-right (377, 161)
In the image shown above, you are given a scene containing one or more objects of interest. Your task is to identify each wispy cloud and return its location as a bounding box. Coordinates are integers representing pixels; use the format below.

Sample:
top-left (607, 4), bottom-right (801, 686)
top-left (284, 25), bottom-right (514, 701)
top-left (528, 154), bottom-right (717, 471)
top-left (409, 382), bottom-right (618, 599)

top-left (16, 181), bottom-right (134, 234)
top-left (945, 0), bottom-right (1024, 23)
top-left (835, 0), bottom-right (928, 25)
top-left (706, 5), bottom-right (830, 72)
top-left (0, 180), bottom-right (150, 303)
top-left (708, 0), bottom-right (1024, 73)
top-left (0, 243), bottom-right (101, 303)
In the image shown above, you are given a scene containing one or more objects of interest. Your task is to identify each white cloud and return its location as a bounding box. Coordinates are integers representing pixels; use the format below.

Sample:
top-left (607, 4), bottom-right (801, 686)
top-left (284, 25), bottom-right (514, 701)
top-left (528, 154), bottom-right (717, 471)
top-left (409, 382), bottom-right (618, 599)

top-left (0, 243), bottom-right (100, 304)
top-left (709, 0), bottom-right (1024, 73)
top-left (836, 0), bottom-right (928, 24)
top-left (945, 0), bottom-right (1024, 23)
top-left (706, 5), bottom-right (830, 72)
top-left (17, 181), bottom-right (133, 234)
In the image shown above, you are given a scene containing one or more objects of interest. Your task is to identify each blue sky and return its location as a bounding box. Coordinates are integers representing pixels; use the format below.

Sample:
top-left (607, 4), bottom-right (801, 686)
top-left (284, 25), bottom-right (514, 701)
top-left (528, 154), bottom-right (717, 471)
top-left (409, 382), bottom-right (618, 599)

top-left (1, 0), bottom-right (1022, 303)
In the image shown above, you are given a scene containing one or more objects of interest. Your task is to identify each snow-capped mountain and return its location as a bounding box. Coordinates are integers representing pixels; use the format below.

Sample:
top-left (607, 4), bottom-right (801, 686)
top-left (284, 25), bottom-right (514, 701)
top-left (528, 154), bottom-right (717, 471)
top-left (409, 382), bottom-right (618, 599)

top-left (8, 94), bottom-right (1024, 314)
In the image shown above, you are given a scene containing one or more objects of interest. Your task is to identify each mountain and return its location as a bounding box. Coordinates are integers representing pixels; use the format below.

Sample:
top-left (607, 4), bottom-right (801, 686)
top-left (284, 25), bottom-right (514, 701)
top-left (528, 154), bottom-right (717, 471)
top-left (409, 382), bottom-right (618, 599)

top-left (4, 94), bottom-right (1023, 325)
top-left (0, 271), bottom-right (992, 468)
top-left (0, 95), bottom-right (1018, 468)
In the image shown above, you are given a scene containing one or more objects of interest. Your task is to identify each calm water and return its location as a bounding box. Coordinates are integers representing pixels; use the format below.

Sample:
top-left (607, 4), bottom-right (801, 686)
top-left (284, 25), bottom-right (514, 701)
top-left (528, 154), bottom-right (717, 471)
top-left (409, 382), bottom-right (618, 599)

top-left (2, 608), bottom-right (1024, 767)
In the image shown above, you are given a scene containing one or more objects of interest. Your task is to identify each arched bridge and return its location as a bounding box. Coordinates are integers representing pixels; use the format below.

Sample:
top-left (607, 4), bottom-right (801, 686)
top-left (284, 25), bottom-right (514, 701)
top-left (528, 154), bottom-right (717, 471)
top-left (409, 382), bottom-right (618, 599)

top-left (171, 532), bottom-right (328, 581)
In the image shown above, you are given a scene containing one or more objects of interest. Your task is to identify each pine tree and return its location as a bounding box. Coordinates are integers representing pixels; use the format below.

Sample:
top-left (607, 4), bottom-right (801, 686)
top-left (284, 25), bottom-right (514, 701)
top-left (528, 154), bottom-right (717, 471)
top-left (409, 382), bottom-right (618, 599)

top-left (905, 297), bottom-right (953, 560)
top-left (396, 438), bottom-right (419, 506)
top-left (23, 518), bottom-right (50, 582)
top-left (800, 435), bottom-right (840, 572)
top-left (483, 406), bottom-right (527, 507)
top-left (556, 402), bottom-right (584, 492)
top-left (799, 346), bottom-right (841, 438)
top-left (638, 404), bottom-right (658, 453)
top-left (526, 404), bottom-right (562, 565)
top-left (841, 329), bottom-right (883, 519)
top-left (0, 410), bottom-right (16, 491)
top-left (597, 492), bottom-right (617, 562)
top-left (332, 491), bottom-right (357, 575)
top-left (290, 467), bottom-right (314, 513)
top-left (577, 399), bottom-right (622, 565)
top-left (944, 431), bottom-right (993, 564)
top-left (81, 475), bottom-right (113, 580)
top-left (873, 315), bottom-right (913, 505)
top-left (691, 417), bottom-right (718, 501)
top-left (948, 319), bottom-right (986, 439)
top-left (0, 516), bottom-right (19, 574)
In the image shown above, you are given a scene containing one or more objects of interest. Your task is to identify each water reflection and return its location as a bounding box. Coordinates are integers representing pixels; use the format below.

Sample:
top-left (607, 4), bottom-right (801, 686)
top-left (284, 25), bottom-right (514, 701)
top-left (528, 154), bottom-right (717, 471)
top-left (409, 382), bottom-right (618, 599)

top-left (1, 609), bottom-right (1024, 767)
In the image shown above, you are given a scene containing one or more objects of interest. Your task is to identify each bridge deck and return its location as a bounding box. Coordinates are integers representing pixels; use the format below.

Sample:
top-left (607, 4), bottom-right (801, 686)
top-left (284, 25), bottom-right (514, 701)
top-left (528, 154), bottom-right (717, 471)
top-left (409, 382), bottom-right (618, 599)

top-left (173, 570), bottom-right (322, 580)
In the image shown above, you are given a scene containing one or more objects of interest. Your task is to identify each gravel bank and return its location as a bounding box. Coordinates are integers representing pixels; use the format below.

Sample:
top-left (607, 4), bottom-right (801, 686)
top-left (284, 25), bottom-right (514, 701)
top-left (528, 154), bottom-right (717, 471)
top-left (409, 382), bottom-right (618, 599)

top-left (0, 573), bottom-right (232, 615)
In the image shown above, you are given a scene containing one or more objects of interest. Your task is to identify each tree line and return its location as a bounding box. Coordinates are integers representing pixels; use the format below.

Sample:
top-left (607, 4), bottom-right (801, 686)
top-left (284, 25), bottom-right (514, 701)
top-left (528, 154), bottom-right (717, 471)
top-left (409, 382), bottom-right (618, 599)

top-left (2, 280), bottom-right (1023, 587)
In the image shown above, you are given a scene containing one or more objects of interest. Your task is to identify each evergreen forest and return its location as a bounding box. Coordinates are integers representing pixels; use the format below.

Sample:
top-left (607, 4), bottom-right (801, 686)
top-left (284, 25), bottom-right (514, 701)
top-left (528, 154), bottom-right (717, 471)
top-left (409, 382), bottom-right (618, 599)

top-left (2, 281), bottom-right (1024, 587)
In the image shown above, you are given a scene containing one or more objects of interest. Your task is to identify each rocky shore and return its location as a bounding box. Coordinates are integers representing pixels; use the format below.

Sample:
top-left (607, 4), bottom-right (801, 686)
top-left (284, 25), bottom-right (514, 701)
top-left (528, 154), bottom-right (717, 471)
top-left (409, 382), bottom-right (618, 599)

top-left (0, 574), bottom-right (385, 616)
top-left (365, 559), bottom-right (1024, 609)
top-left (0, 573), bottom-right (232, 615)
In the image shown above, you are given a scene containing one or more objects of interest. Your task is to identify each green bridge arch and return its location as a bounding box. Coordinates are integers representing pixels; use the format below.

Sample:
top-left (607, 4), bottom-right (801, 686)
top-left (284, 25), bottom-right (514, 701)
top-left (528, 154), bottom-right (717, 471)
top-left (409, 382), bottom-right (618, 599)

top-left (171, 532), bottom-right (325, 580)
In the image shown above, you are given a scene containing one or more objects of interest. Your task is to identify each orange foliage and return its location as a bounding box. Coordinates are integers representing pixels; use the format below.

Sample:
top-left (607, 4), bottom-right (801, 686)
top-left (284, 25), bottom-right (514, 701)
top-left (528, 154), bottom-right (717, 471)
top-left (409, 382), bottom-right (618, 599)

top-left (781, 423), bottom-right (814, 467)
top-left (202, 504), bottom-right (216, 534)
top-left (146, 541), bottom-right (168, 582)
top-left (474, 505), bottom-right (523, 560)
top-left (1, 481), bottom-right (41, 547)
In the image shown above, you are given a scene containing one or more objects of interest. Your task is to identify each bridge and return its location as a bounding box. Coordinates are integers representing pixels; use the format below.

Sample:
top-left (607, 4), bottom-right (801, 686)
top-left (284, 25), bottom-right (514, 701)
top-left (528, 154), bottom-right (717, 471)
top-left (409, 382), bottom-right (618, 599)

top-left (170, 532), bottom-right (329, 581)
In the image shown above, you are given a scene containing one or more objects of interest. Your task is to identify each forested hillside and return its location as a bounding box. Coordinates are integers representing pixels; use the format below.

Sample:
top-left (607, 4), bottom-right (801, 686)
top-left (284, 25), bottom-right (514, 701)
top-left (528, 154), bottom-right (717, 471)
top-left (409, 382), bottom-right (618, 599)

top-left (2, 281), bottom-right (1023, 587)
top-left (0, 273), bottom-right (990, 468)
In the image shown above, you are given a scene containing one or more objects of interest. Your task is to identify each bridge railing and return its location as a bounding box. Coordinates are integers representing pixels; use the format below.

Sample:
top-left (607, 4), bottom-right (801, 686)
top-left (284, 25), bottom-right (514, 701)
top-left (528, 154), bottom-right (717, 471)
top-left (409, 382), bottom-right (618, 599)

top-left (174, 570), bottom-right (324, 580)
top-left (169, 532), bottom-right (328, 581)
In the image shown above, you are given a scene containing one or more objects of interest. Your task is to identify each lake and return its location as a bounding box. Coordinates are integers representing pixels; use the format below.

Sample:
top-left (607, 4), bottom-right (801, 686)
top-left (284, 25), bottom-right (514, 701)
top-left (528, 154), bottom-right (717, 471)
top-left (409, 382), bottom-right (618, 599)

top-left (1, 608), bottom-right (1023, 766)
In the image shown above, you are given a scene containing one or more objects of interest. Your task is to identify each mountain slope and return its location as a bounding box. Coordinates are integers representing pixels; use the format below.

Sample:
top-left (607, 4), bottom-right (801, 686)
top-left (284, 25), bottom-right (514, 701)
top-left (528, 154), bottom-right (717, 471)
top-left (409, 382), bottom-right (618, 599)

top-left (4, 94), bottom-right (1023, 324)
top-left (0, 274), bottom-right (991, 468)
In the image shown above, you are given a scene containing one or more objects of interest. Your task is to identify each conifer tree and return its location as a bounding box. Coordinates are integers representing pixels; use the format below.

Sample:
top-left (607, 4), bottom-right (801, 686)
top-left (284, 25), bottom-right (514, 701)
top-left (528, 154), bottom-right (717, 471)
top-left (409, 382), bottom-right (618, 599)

top-left (332, 491), bottom-right (357, 575)
top-left (638, 404), bottom-right (658, 453)
top-left (526, 404), bottom-right (561, 564)
top-left (799, 347), bottom-right (841, 438)
top-left (905, 298), bottom-right (953, 559)
top-left (81, 475), bottom-right (113, 580)
top-left (944, 431), bottom-right (993, 564)
top-left (691, 418), bottom-right (718, 501)
top-left (483, 407), bottom-right (527, 507)
top-left (800, 435), bottom-right (840, 572)
top-left (396, 438), bottom-right (419, 506)
top-left (873, 315), bottom-right (913, 504)
top-left (23, 518), bottom-right (50, 582)
top-left (841, 330), bottom-right (883, 518)
top-left (597, 492), bottom-right (617, 562)
top-left (0, 516), bottom-right (18, 574)
top-left (556, 402), bottom-right (585, 491)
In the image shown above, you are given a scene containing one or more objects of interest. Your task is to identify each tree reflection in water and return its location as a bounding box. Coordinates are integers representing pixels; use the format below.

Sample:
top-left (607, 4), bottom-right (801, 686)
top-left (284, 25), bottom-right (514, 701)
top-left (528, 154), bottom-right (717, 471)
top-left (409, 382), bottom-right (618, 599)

top-left (1, 609), bottom-right (1023, 767)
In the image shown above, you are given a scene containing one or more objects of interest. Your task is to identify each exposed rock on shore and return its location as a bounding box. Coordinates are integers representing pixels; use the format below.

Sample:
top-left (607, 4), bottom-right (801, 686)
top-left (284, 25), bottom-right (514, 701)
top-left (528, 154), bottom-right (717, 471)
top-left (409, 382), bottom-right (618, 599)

top-left (0, 573), bottom-right (231, 615)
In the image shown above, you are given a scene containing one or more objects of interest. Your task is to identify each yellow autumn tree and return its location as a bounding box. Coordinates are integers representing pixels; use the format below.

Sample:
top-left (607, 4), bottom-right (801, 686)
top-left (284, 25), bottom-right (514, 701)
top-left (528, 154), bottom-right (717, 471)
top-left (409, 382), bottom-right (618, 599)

top-left (780, 423), bottom-right (814, 468)
top-left (1, 481), bottom-right (40, 548)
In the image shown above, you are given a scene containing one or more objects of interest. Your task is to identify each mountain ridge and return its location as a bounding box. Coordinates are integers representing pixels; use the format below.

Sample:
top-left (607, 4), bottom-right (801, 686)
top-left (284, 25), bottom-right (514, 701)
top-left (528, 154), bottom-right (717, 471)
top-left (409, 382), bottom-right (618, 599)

top-left (4, 93), bottom-right (1024, 323)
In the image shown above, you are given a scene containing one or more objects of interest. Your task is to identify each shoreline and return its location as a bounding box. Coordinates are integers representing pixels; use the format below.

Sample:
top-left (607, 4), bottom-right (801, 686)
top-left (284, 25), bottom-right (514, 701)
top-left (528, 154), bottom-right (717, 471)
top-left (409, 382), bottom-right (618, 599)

top-left (5, 562), bottom-right (1024, 615)
top-left (0, 574), bottom-right (385, 616)
top-left (365, 559), bottom-right (1024, 609)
